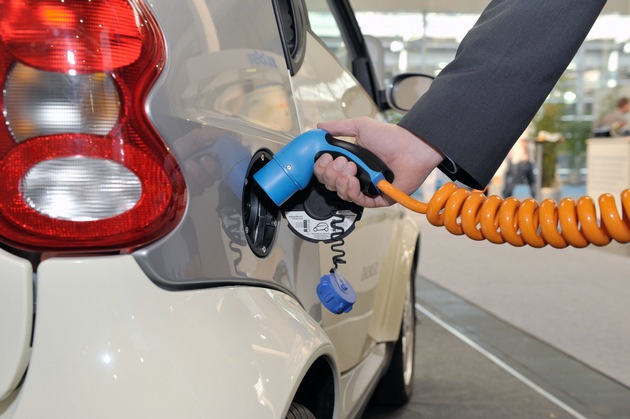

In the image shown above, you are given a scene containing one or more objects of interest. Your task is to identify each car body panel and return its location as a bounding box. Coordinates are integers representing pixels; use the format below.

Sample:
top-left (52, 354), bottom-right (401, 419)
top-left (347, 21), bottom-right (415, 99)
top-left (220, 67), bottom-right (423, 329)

top-left (322, 213), bottom-right (420, 371)
top-left (368, 214), bottom-right (420, 342)
top-left (319, 210), bottom-right (403, 371)
top-left (338, 342), bottom-right (388, 418)
top-left (140, 0), bottom-right (410, 372)
top-left (0, 0), bottom-right (420, 416)
top-left (0, 249), bottom-right (32, 401)
top-left (3, 255), bottom-right (336, 419)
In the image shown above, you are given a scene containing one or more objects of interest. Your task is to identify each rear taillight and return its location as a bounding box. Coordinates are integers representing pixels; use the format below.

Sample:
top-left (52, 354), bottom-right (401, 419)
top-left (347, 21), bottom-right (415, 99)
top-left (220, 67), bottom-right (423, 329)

top-left (0, 0), bottom-right (186, 251)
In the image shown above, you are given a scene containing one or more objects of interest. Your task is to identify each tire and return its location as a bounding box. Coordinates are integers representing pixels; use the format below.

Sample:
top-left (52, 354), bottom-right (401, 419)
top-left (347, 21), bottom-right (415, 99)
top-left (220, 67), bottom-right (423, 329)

top-left (372, 271), bottom-right (416, 407)
top-left (285, 402), bottom-right (316, 419)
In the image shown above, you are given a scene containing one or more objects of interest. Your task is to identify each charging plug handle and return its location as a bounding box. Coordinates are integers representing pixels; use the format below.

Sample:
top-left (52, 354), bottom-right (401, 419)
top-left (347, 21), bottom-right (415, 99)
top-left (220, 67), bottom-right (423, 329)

top-left (253, 129), bottom-right (394, 206)
top-left (318, 134), bottom-right (394, 195)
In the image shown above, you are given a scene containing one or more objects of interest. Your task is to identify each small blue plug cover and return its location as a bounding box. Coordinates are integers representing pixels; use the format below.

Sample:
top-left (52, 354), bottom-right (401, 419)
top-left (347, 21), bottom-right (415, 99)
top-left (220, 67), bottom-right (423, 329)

top-left (317, 270), bottom-right (356, 314)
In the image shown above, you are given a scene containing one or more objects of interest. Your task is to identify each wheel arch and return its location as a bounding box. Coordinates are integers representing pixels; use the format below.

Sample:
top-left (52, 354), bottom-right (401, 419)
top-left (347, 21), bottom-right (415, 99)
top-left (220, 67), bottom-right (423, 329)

top-left (289, 355), bottom-right (337, 419)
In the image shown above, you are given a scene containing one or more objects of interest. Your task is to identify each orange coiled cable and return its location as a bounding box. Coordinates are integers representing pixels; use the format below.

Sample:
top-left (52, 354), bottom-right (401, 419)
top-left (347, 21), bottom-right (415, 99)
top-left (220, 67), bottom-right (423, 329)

top-left (377, 180), bottom-right (630, 249)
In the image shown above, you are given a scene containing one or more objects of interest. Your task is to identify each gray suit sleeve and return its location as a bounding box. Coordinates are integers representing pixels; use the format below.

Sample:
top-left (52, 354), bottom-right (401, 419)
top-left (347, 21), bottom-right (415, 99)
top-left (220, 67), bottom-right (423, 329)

top-left (398, 0), bottom-right (606, 189)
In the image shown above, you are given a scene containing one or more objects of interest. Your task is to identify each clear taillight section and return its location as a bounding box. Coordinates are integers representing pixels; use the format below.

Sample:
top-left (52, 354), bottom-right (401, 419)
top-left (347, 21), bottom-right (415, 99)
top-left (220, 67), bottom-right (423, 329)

top-left (5, 64), bottom-right (120, 141)
top-left (21, 156), bottom-right (142, 221)
top-left (0, 0), bottom-right (186, 251)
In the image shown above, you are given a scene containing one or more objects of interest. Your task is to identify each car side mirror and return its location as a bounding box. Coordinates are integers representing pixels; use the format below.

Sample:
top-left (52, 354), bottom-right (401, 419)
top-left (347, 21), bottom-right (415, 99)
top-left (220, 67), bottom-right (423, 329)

top-left (387, 73), bottom-right (434, 113)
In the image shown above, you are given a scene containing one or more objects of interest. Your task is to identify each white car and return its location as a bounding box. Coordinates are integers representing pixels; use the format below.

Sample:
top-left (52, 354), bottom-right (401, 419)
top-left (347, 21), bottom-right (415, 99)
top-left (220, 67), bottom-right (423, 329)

top-left (0, 0), bottom-right (430, 417)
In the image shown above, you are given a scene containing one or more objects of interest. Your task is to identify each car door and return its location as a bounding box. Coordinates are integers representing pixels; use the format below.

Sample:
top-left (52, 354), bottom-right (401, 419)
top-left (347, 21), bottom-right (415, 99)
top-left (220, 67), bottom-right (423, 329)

top-left (291, 0), bottom-right (407, 371)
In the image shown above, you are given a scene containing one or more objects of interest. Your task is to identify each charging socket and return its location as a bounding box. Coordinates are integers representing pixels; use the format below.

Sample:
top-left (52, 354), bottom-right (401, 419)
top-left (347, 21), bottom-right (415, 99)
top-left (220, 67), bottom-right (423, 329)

top-left (242, 150), bottom-right (280, 257)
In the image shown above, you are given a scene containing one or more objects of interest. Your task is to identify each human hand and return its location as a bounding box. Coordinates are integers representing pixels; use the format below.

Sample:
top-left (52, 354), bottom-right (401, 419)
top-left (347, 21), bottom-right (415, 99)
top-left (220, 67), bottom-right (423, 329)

top-left (314, 117), bottom-right (444, 207)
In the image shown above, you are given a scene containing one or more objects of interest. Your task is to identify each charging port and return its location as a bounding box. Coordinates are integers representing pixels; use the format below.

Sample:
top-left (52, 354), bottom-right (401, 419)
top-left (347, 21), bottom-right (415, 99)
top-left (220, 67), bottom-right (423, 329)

top-left (243, 150), bottom-right (280, 257)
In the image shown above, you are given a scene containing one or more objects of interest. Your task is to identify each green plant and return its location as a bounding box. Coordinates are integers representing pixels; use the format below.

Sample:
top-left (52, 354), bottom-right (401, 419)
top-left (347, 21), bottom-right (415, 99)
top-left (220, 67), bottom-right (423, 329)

top-left (535, 104), bottom-right (564, 188)
top-left (536, 103), bottom-right (563, 133)
top-left (540, 141), bottom-right (558, 188)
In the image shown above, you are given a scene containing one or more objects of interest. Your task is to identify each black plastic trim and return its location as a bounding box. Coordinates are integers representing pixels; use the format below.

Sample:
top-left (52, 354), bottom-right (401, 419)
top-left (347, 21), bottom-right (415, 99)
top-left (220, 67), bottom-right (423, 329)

top-left (272, 0), bottom-right (307, 75)
top-left (134, 252), bottom-right (302, 305)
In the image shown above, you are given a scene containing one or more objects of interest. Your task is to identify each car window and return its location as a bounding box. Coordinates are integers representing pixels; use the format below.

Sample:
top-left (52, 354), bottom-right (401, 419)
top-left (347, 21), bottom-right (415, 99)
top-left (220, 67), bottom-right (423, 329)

top-left (305, 0), bottom-right (351, 70)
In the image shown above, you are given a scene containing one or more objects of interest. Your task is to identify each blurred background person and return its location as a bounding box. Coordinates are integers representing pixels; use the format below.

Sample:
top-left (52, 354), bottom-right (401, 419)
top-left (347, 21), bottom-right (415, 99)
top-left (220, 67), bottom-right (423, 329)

top-left (502, 135), bottom-right (535, 198)
top-left (593, 97), bottom-right (630, 137)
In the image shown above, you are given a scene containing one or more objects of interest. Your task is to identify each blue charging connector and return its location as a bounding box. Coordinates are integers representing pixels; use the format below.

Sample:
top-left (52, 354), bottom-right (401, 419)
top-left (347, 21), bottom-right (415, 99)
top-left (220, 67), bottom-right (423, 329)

top-left (253, 129), bottom-right (394, 206)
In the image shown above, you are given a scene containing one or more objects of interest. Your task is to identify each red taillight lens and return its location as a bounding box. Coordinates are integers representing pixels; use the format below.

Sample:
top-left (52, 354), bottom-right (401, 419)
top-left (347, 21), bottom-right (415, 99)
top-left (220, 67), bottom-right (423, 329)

top-left (0, 0), bottom-right (186, 252)
top-left (0, 0), bottom-right (142, 73)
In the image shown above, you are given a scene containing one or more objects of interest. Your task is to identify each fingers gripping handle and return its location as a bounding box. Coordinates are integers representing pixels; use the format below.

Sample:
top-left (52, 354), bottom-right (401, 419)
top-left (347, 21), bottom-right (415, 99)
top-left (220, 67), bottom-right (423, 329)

top-left (253, 129), bottom-right (394, 206)
top-left (319, 134), bottom-right (394, 195)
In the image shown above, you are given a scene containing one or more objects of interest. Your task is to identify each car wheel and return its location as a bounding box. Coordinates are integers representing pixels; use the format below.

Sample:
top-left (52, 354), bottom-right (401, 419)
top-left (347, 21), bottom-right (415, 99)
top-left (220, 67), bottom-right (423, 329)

top-left (286, 402), bottom-right (316, 419)
top-left (373, 272), bottom-right (416, 407)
